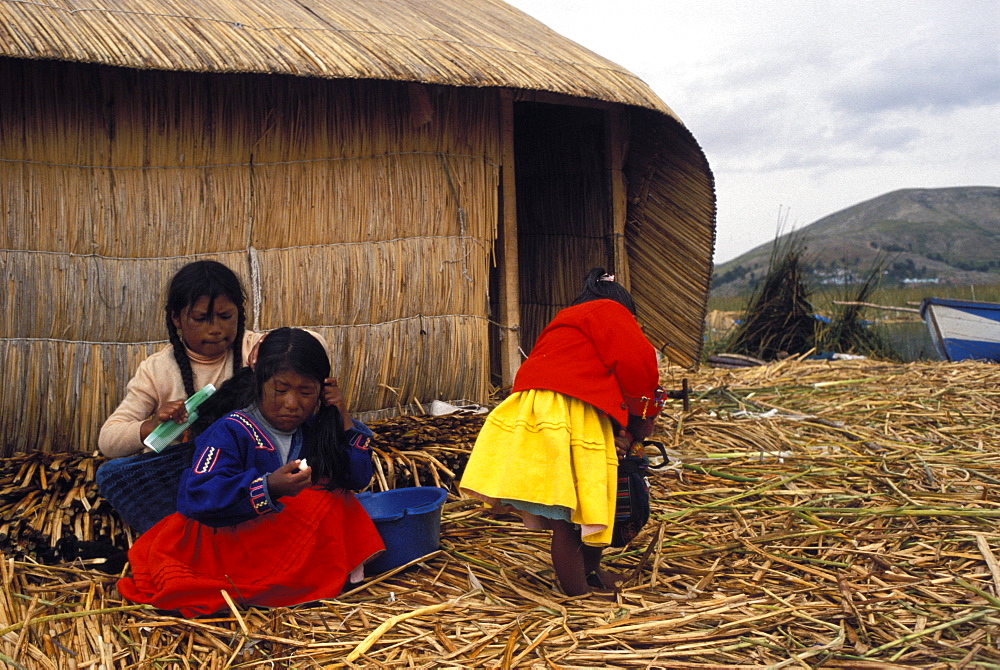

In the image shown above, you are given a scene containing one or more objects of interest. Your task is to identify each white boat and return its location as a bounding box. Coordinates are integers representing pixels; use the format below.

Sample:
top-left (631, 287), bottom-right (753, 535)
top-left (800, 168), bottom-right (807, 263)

top-left (919, 298), bottom-right (1000, 362)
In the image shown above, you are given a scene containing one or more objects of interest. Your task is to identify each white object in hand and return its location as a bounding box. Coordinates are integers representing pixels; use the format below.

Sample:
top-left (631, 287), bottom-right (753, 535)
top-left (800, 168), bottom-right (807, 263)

top-left (298, 458), bottom-right (309, 471)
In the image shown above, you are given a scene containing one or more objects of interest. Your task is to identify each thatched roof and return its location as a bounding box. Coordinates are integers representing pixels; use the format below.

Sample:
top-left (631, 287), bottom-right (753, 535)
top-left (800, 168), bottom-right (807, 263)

top-left (0, 0), bottom-right (675, 117)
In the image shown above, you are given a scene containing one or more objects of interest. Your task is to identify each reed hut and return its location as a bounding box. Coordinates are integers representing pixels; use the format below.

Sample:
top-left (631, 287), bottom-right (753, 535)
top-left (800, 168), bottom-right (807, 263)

top-left (0, 0), bottom-right (716, 455)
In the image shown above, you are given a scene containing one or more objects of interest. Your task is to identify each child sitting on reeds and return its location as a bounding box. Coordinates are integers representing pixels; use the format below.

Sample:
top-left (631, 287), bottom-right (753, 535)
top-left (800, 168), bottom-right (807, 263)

top-left (99, 260), bottom-right (256, 458)
top-left (117, 327), bottom-right (384, 617)
top-left (96, 260), bottom-right (328, 533)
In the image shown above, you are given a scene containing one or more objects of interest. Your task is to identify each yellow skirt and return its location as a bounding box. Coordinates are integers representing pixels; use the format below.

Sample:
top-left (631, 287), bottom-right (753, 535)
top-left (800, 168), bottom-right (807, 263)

top-left (459, 389), bottom-right (617, 546)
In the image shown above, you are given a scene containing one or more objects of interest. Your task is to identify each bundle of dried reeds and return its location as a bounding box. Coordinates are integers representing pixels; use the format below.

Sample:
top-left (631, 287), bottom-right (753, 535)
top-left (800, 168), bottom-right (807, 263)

top-left (722, 240), bottom-right (816, 360)
top-left (0, 414), bottom-right (485, 568)
top-left (368, 414), bottom-right (485, 491)
top-left (4, 357), bottom-right (1000, 666)
top-left (0, 451), bottom-right (130, 568)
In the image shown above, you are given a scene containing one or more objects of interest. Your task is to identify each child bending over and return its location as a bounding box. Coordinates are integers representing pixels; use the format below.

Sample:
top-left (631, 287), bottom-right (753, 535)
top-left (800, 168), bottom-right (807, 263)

top-left (460, 268), bottom-right (662, 596)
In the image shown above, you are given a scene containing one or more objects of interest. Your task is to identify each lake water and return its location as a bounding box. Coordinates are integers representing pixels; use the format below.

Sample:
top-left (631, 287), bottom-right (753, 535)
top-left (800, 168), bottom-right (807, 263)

top-left (877, 320), bottom-right (942, 362)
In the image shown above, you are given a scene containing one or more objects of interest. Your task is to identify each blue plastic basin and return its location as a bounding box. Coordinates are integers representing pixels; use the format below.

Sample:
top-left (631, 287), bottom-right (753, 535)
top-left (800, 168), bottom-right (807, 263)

top-left (356, 487), bottom-right (448, 573)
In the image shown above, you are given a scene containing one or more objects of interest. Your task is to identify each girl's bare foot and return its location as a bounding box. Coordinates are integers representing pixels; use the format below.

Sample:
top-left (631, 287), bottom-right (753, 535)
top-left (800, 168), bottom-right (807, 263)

top-left (586, 569), bottom-right (626, 591)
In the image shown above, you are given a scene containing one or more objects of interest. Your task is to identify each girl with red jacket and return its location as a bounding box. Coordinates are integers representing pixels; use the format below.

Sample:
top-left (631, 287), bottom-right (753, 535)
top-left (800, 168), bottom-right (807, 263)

top-left (460, 268), bottom-right (662, 596)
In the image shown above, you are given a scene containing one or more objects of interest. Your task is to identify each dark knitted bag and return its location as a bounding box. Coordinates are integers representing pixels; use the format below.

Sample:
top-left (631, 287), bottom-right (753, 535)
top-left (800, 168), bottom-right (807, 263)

top-left (610, 454), bottom-right (650, 548)
top-left (95, 441), bottom-right (196, 535)
top-left (610, 440), bottom-right (667, 548)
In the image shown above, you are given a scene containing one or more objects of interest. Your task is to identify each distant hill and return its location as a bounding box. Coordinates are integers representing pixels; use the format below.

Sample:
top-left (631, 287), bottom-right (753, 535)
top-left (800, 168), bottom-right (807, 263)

top-left (712, 186), bottom-right (1000, 297)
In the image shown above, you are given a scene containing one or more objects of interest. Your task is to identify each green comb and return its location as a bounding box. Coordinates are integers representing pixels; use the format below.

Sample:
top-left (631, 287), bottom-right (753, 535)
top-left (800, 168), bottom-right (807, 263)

top-left (143, 383), bottom-right (216, 452)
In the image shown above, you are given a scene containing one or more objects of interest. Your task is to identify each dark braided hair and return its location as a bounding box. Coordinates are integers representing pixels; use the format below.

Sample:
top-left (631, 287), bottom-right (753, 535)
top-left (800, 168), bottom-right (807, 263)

top-left (164, 260), bottom-right (247, 397)
top-left (193, 328), bottom-right (352, 491)
top-left (570, 267), bottom-right (637, 315)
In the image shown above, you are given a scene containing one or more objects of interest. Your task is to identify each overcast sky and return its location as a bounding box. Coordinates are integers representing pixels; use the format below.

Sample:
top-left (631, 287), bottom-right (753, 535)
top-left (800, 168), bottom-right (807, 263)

top-left (504, 0), bottom-right (1000, 265)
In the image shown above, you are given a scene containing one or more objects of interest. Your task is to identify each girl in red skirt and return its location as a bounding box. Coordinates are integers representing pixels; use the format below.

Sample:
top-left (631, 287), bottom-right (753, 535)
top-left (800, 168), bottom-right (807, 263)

top-left (118, 328), bottom-right (384, 617)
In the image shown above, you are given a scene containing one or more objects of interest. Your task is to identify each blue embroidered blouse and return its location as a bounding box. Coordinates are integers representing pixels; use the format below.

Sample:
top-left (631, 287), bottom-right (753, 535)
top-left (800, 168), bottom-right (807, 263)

top-left (177, 410), bottom-right (375, 527)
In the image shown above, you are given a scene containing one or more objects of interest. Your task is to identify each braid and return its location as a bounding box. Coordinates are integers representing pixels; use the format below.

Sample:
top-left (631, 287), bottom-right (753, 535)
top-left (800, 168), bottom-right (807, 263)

top-left (167, 317), bottom-right (197, 397)
top-left (309, 404), bottom-right (351, 491)
top-left (188, 366), bottom-right (256, 436)
top-left (232, 306), bottom-right (246, 376)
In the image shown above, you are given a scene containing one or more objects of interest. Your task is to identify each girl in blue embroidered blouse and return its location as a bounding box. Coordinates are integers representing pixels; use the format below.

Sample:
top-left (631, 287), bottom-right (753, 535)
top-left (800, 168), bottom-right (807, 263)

top-left (118, 327), bottom-right (384, 617)
top-left (178, 326), bottom-right (375, 525)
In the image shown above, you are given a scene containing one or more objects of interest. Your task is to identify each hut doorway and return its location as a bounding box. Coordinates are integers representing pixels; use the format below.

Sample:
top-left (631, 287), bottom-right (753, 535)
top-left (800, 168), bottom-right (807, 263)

top-left (490, 99), bottom-right (624, 389)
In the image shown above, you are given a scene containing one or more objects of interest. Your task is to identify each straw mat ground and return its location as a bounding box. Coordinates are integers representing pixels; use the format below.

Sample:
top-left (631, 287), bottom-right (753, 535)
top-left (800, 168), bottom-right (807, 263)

top-left (3, 357), bottom-right (1000, 667)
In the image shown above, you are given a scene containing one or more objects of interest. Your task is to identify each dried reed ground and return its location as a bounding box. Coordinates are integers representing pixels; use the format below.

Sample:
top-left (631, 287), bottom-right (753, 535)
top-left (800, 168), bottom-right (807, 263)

top-left (3, 357), bottom-right (1000, 668)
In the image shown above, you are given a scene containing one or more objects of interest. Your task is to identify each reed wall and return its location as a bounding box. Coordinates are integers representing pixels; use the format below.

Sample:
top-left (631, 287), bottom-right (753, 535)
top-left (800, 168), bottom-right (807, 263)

top-left (625, 108), bottom-right (717, 368)
top-left (1, 59), bottom-right (499, 454)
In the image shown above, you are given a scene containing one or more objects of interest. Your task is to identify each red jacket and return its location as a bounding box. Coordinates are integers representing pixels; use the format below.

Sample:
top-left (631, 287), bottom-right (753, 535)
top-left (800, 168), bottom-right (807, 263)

top-left (512, 299), bottom-right (660, 426)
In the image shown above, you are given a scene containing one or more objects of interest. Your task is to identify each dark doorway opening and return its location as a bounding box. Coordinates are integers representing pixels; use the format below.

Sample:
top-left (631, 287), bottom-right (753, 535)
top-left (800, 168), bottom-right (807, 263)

top-left (514, 102), bottom-right (612, 351)
top-left (488, 101), bottom-right (616, 390)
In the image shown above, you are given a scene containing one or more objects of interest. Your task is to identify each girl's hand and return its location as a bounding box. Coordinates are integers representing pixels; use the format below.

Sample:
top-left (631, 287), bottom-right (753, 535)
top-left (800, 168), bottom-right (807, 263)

top-left (267, 460), bottom-right (313, 499)
top-left (614, 429), bottom-right (632, 458)
top-left (627, 415), bottom-right (655, 443)
top-left (323, 378), bottom-right (355, 432)
top-left (156, 399), bottom-right (189, 424)
top-left (140, 399), bottom-right (190, 441)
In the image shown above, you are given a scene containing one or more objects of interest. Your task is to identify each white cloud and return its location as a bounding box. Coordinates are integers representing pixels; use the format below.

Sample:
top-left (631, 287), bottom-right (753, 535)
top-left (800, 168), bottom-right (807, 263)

top-left (504, 0), bottom-right (1000, 264)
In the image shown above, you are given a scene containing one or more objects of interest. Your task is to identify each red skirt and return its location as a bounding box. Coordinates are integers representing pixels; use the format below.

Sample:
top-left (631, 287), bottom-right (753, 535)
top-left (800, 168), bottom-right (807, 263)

top-left (118, 488), bottom-right (384, 618)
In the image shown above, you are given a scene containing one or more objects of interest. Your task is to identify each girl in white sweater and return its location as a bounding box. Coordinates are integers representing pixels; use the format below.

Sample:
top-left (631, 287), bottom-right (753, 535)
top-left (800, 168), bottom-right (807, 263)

top-left (98, 260), bottom-right (257, 458)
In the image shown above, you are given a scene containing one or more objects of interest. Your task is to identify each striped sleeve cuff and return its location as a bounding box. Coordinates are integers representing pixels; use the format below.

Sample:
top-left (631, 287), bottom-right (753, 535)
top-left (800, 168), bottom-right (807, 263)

top-left (249, 475), bottom-right (283, 516)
